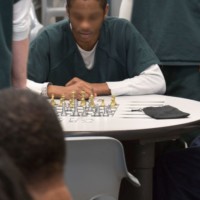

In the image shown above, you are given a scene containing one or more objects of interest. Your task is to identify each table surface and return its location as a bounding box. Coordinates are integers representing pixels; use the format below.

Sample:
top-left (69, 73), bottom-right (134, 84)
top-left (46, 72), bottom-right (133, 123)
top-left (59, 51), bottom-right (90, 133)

top-left (57, 95), bottom-right (200, 141)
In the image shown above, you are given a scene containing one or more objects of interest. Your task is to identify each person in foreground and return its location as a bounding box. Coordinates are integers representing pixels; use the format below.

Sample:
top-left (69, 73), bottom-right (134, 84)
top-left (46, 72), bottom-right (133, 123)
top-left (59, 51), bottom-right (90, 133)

top-left (0, 88), bottom-right (72, 200)
top-left (27, 0), bottom-right (166, 99)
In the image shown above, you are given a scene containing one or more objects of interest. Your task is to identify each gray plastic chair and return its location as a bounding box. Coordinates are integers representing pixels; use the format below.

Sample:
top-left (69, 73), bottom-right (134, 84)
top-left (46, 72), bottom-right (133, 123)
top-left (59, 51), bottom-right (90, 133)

top-left (30, 2), bottom-right (43, 42)
top-left (109, 0), bottom-right (122, 17)
top-left (41, 0), bottom-right (66, 26)
top-left (118, 0), bottom-right (134, 20)
top-left (64, 136), bottom-right (140, 200)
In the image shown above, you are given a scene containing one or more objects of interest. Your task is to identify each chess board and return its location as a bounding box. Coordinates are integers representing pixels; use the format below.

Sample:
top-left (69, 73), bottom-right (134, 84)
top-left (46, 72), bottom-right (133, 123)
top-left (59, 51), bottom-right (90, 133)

top-left (54, 96), bottom-right (119, 118)
top-left (53, 95), bottom-right (166, 120)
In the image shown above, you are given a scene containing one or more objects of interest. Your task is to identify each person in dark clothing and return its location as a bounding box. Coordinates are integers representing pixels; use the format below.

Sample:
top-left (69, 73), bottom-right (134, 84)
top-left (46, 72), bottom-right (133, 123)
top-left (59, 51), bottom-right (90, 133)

top-left (130, 1), bottom-right (200, 199)
top-left (27, 0), bottom-right (166, 99)
top-left (0, 88), bottom-right (72, 200)
top-left (0, 0), bottom-right (30, 89)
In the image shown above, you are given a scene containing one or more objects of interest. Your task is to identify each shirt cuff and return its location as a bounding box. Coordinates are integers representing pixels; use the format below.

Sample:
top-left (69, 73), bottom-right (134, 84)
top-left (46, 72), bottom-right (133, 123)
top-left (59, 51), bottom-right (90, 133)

top-left (41, 82), bottom-right (52, 97)
top-left (26, 79), bottom-right (51, 97)
top-left (13, 28), bottom-right (30, 41)
top-left (107, 80), bottom-right (130, 96)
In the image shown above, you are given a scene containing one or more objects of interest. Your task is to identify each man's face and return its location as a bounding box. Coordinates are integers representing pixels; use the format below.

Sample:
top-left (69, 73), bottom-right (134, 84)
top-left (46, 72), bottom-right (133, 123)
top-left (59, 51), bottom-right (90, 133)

top-left (68, 0), bottom-right (108, 49)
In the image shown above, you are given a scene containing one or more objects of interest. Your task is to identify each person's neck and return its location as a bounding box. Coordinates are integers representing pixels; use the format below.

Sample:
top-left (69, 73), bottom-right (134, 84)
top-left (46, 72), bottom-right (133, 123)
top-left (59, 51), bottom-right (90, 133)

top-left (28, 178), bottom-right (72, 200)
top-left (31, 186), bottom-right (71, 200)
top-left (74, 31), bottom-right (100, 51)
top-left (77, 39), bottom-right (98, 51)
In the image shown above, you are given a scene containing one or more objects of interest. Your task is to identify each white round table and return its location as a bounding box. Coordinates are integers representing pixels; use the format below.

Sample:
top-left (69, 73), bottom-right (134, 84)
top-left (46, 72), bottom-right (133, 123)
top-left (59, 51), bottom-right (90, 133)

top-left (59, 95), bottom-right (200, 200)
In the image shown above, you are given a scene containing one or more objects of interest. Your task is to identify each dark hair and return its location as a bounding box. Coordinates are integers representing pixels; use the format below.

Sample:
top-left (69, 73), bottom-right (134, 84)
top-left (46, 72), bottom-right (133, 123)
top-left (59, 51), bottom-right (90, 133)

top-left (0, 89), bottom-right (65, 185)
top-left (0, 148), bottom-right (32, 200)
top-left (66, 0), bottom-right (107, 10)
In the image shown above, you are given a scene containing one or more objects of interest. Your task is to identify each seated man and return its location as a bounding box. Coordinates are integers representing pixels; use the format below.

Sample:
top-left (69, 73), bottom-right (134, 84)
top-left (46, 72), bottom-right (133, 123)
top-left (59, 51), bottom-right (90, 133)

top-left (27, 0), bottom-right (166, 99)
top-left (0, 89), bottom-right (71, 200)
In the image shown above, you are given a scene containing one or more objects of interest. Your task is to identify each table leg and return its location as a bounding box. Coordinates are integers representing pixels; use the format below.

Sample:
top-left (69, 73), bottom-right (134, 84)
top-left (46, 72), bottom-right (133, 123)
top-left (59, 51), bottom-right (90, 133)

top-left (121, 141), bottom-right (155, 200)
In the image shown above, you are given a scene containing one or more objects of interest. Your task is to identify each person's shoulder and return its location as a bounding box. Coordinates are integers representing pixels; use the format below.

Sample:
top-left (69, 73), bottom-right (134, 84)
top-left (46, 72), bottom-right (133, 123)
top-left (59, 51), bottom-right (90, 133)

top-left (34, 19), bottom-right (69, 41)
top-left (44, 19), bottom-right (69, 33)
top-left (104, 17), bottom-right (137, 33)
top-left (104, 17), bottom-right (133, 27)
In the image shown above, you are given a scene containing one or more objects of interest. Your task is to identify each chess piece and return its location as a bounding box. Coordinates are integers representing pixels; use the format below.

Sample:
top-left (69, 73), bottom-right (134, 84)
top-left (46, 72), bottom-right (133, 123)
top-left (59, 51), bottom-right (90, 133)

top-left (70, 91), bottom-right (76, 108)
top-left (50, 94), bottom-right (56, 106)
top-left (61, 101), bottom-right (67, 116)
top-left (71, 99), bottom-right (80, 116)
top-left (89, 94), bottom-right (95, 108)
top-left (80, 91), bottom-right (86, 107)
top-left (81, 106), bottom-right (88, 117)
top-left (69, 99), bottom-right (74, 109)
top-left (94, 105), bottom-right (101, 117)
top-left (100, 99), bottom-right (105, 107)
top-left (59, 94), bottom-right (65, 107)
top-left (110, 96), bottom-right (117, 108)
top-left (103, 106), bottom-right (109, 117)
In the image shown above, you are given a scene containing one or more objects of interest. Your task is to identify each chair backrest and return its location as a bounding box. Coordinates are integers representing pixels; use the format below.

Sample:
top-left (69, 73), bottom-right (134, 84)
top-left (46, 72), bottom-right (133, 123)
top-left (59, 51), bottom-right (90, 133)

top-left (109, 0), bottom-right (122, 17)
top-left (41, 0), bottom-right (66, 26)
top-left (64, 136), bottom-right (140, 200)
top-left (118, 0), bottom-right (134, 21)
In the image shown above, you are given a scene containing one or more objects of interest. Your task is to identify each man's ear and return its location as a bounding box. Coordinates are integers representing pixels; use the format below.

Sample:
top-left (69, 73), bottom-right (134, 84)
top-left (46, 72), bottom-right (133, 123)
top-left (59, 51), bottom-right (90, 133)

top-left (104, 3), bottom-right (109, 17)
top-left (66, 5), bottom-right (70, 18)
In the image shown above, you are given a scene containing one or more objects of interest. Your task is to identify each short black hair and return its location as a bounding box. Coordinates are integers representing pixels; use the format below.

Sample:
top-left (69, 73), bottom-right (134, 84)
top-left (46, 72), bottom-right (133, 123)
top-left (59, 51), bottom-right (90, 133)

top-left (0, 89), bottom-right (65, 185)
top-left (66, 0), bottom-right (107, 10)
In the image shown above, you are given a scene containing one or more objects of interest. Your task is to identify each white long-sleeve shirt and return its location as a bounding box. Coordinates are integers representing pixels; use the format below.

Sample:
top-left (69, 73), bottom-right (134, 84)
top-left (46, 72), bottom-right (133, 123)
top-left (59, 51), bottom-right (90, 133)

top-left (27, 64), bottom-right (166, 96)
top-left (107, 64), bottom-right (166, 96)
top-left (13, 0), bottom-right (31, 41)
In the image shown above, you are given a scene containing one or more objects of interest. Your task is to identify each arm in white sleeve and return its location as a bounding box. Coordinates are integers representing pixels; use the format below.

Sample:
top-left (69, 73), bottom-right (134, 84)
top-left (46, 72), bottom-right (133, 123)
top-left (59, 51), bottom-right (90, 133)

top-left (107, 64), bottom-right (166, 96)
top-left (13, 0), bottom-right (31, 41)
top-left (26, 79), bottom-right (50, 97)
top-left (12, 0), bottom-right (31, 88)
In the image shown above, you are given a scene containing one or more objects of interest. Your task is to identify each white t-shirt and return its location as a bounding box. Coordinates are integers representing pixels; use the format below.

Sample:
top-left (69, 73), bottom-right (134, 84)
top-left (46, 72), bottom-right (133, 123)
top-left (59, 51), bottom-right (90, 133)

top-left (13, 0), bottom-right (31, 41)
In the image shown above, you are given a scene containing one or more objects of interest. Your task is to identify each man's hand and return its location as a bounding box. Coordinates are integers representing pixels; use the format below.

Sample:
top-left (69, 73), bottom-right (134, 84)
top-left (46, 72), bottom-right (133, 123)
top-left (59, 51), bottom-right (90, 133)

top-left (47, 77), bottom-right (111, 99)
top-left (65, 77), bottom-right (94, 99)
top-left (66, 77), bottom-right (111, 98)
top-left (47, 85), bottom-right (82, 100)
